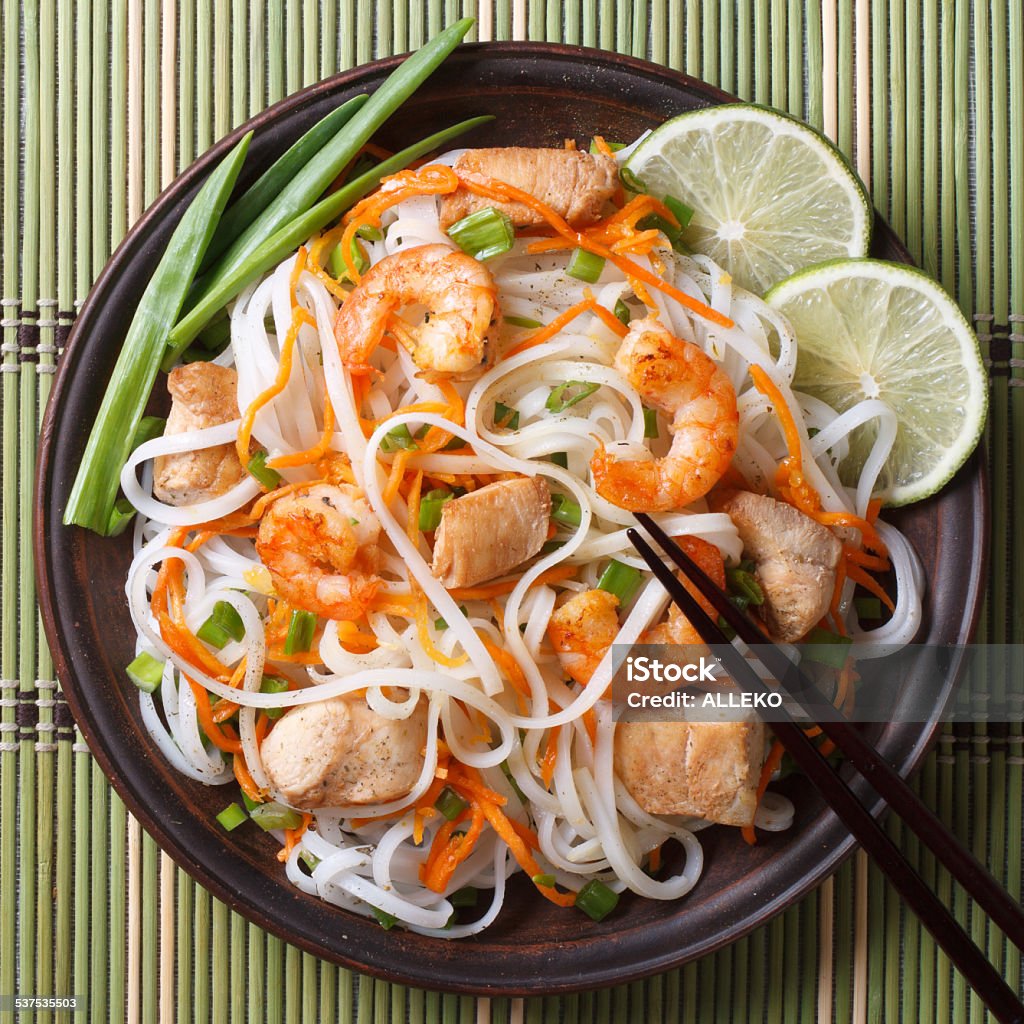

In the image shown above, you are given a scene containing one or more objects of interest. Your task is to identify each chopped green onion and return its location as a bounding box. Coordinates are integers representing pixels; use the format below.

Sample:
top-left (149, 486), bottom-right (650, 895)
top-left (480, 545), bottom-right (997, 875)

top-left (434, 787), bottom-right (468, 822)
top-left (637, 213), bottom-right (682, 243)
top-left (64, 132), bottom-right (252, 534)
top-left (434, 605), bottom-right (468, 631)
top-left (249, 801), bottom-right (303, 831)
top-left (726, 563), bottom-right (765, 607)
top-left (532, 873), bottom-right (556, 887)
top-left (801, 628), bottom-right (854, 669)
top-left (493, 401), bottom-right (520, 430)
top-left (619, 166), bottom-right (646, 193)
top-left (200, 96), bottom-right (369, 272)
top-left (371, 906), bottom-right (397, 930)
top-left (260, 675), bottom-right (290, 719)
top-left (284, 610), bottom-right (317, 655)
top-left (216, 803), bottom-right (248, 832)
top-left (551, 494), bottom-right (582, 529)
top-left (197, 600), bottom-right (245, 649)
top-left (566, 248), bottom-right (606, 283)
top-left (442, 435), bottom-right (468, 451)
top-left (356, 224), bottom-right (383, 241)
top-left (546, 380), bottom-right (600, 414)
top-left (328, 235), bottom-right (368, 281)
top-left (505, 314), bottom-right (542, 329)
top-left (242, 793), bottom-right (261, 813)
top-left (184, 19), bottom-right (476, 326)
top-left (164, 115), bottom-right (494, 369)
top-left (597, 559), bottom-right (643, 605)
top-left (419, 488), bottom-right (453, 531)
top-left (499, 760), bottom-right (528, 804)
top-left (247, 450), bottom-right (282, 490)
top-left (126, 651), bottom-right (164, 693)
top-left (299, 849), bottom-right (321, 872)
top-left (449, 887), bottom-right (478, 908)
top-left (664, 194), bottom-right (695, 230)
top-left (855, 597), bottom-right (883, 620)
top-left (380, 423), bottom-right (417, 453)
top-left (447, 206), bottom-right (515, 261)
top-left (613, 298), bottom-right (632, 325)
top-left (589, 138), bottom-right (625, 153)
top-left (575, 878), bottom-right (620, 921)
top-left (643, 406), bottom-right (659, 438)
top-left (549, 451), bottom-right (568, 469)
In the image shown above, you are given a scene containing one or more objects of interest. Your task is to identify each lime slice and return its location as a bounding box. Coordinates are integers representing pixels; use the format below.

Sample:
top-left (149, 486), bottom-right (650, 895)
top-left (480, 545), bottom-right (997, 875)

top-left (766, 259), bottom-right (987, 506)
top-left (623, 104), bottom-right (872, 294)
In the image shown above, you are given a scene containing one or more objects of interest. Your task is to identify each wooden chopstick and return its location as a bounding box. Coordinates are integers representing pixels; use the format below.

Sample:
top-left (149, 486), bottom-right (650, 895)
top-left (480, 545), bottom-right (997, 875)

top-left (634, 512), bottom-right (1024, 948)
top-left (627, 524), bottom-right (1024, 1024)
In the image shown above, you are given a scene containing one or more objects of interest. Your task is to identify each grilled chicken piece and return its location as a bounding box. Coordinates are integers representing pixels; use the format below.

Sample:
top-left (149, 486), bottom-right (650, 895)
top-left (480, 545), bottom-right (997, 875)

top-left (261, 696), bottom-right (428, 809)
top-left (714, 490), bottom-right (842, 642)
top-left (615, 718), bottom-right (765, 826)
top-left (439, 147), bottom-right (619, 231)
top-left (430, 477), bottom-right (551, 588)
top-left (153, 363), bottom-right (245, 506)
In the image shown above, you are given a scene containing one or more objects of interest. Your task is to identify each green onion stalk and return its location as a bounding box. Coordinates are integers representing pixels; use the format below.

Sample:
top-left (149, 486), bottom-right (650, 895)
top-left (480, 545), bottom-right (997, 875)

top-left (64, 132), bottom-right (253, 534)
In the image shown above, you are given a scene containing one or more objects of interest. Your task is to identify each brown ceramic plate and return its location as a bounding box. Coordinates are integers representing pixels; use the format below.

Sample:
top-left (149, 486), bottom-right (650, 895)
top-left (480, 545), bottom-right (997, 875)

top-left (35, 43), bottom-right (986, 995)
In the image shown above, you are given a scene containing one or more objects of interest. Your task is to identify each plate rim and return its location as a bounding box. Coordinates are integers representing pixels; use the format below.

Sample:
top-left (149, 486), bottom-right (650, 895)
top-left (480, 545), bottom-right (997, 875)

top-left (34, 40), bottom-right (989, 995)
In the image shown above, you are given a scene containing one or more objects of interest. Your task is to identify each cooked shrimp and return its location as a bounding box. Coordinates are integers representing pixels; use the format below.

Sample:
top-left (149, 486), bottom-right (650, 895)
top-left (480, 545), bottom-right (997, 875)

top-left (256, 483), bottom-right (381, 620)
top-left (547, 589), bottom-right (620, 686)
top-left (333, 243), bottom-right (499, 375)
top-left (643, 535), bottom-right (726, 646)
top-left (591, 316), bottom-right (738, 512)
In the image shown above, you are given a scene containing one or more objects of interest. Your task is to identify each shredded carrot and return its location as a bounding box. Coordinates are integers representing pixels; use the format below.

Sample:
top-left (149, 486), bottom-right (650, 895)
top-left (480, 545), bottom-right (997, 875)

top-left (591, 135), bottom-right (614, 158)
top-left (236, 302), bottom-right (315, 466)
top-left (278, 812), bottom-right (313, 863)
top-left (540, 726), bottom-right (560, 787)
top-left (421, 804), bottom-right (487, 892)
top-left (481, 638), bottom-right (532, 702)
top-left (458, 766), bottom-right (576, 907)
top-left (250, 478), bottom-right (326, 521)
top-left (449, 563), bottom-right (577, 601)
top-left (233, 751), bottom-right (263, 802)
top-left (588, 296), bottom-right (630, 338)
top-left (457, 172), bottom-right (732, 329)
top-left (503, 294), bottom-right (598, 359)
top-left (648, 844), bottom-right (662, 873)
top-left (742, 739), bottom-right (786, 845)
top-left (846, 563), bottom-right (896, 612)
top-left (414, 593), bottom-right (469, 668)
top-left (340, 165), bottom-right (459, 285)
top-left (187, 677), bottom-right (241, 753)
top-left (267, 390), bottom-right (335, 470)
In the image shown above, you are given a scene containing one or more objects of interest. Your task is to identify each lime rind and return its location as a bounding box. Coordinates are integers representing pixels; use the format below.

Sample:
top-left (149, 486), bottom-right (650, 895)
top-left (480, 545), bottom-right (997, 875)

top-left (623, 103), bottom-right (872, 294)
top-left (766, 258), bottom-right (987, 507)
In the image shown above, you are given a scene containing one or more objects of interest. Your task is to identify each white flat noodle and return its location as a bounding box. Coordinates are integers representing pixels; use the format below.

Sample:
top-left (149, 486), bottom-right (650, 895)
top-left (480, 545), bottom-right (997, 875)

top-left (119, 156), bottom-right (939, 935)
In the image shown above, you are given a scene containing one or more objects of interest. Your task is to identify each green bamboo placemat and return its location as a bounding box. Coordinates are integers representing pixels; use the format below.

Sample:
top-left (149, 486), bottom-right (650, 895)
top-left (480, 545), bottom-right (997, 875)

top-left (1, 1), bottom-right (1021, 1021)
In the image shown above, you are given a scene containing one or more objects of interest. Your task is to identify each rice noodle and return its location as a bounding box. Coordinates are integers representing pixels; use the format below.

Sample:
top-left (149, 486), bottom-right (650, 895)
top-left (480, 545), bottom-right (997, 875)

top-left (119, 142), bottom-right (925, 937)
